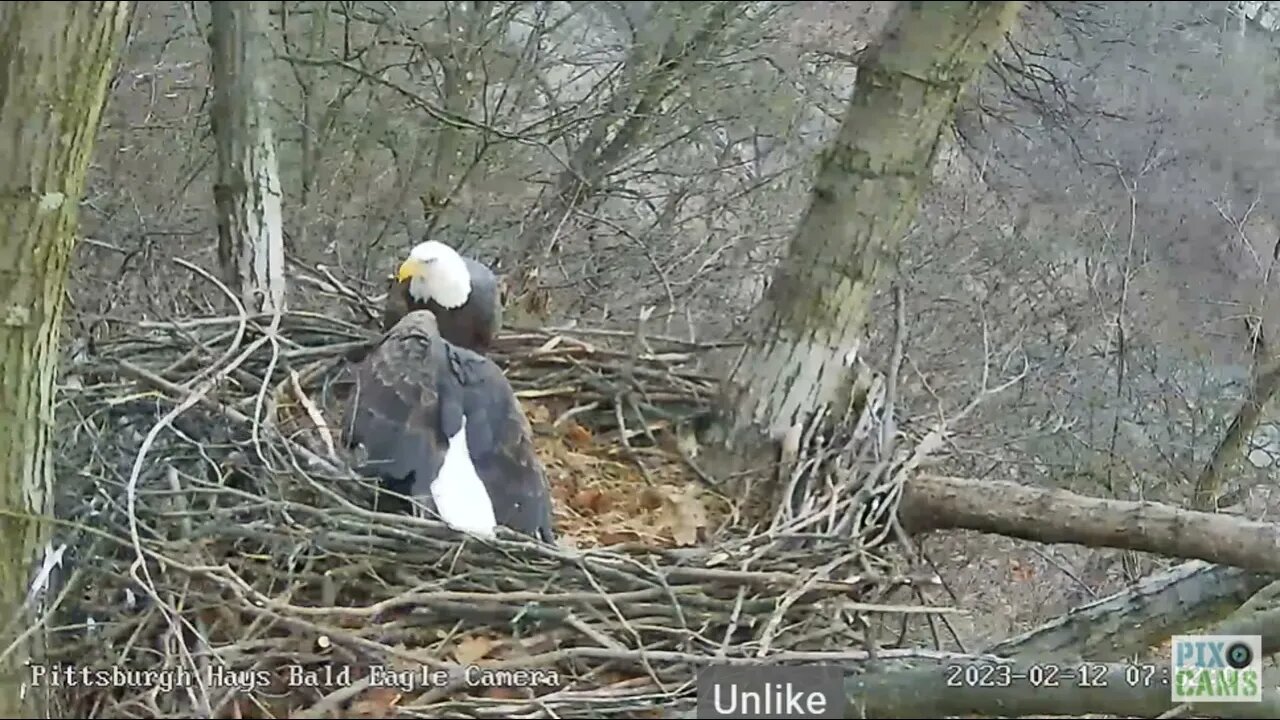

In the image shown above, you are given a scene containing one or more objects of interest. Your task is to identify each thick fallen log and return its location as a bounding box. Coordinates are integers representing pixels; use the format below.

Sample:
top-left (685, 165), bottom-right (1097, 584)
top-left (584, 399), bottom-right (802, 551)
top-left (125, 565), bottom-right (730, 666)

top-left (900, 473), bottom-right (1280, 573)
top-left (663, 563), bottom-right (1275, 719)
top-left (831, 468), bottom-right (1280, 719)
top-left (986, 561), bottom-right (1273, 661)
top-left (843, 571), bottom-right (1280, 718)
top-left (1212, 579), bottom-right (1280, 652)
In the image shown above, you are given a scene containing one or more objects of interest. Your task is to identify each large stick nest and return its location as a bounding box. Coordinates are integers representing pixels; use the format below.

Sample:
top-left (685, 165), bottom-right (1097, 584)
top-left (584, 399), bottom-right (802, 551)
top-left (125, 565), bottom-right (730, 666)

top-left (42, 273), bottom-right (938, 719)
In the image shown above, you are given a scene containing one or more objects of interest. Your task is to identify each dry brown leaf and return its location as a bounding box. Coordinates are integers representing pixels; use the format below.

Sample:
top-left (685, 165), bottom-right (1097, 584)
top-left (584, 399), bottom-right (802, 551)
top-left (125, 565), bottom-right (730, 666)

top-left (454, 635), bottom-right (496, 665)
top-left (1009, 560), bottom-right (1035, 583)
top-left (523, 401), bottom-right (553, 427)
top-left (661, 486), bottom-right (709, 547)
top-left (560, 452), bottom-right (593, 473)
top-left (348, 687), bottom-right (402, 717)
top-left (563, 422), bottom-right (593, 448)
top-left (568, 487), bottom-right (594, 510)
top-left (570, 488), bottom-right (613, 515)
top-left (551, 477), bottom-right (577, 500)
top-left (599, 670), bottom-right (640, 686)
top-left (638, 486), bottom-right (666, 511)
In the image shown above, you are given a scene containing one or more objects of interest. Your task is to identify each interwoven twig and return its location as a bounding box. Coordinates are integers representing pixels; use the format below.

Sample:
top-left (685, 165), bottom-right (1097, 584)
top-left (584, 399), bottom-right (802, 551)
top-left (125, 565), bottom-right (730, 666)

top-left (34, 274), bottom-right (950, 718)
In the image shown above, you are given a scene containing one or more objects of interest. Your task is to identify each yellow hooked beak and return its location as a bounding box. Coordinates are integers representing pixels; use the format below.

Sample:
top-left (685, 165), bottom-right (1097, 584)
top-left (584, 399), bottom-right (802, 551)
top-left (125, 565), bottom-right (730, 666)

top-left (397, 258), bottom-right (423, 283)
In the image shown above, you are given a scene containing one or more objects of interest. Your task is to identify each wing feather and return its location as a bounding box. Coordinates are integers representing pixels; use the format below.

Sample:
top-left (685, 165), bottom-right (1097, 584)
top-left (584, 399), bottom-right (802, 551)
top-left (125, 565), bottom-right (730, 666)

top-left (463, 257), bottom-right (502, 347)
top-left (436, 365), bottom-right (465, 440)
top-left (343, 327), bottom-right (446, 492)
top-left (445, 345), bottom-right (557, 542)
top-left (345, 313), bottom-right (554, 542)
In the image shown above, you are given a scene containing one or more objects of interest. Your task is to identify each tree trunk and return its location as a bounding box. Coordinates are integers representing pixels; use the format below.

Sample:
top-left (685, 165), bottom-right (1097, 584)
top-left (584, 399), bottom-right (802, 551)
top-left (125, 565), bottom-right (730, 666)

top-left (722, 1), bottom-right (1023, 445)
top-left (984, 561), bottom-right (1272, 661)
top-left (210, 0), bottom-right (287, 315)
top-left (844, 575), bottom-right (1280, 718)
top-left (0, 3), bottom-right (132, 715)
top-left (1190, 327), bottom-right (1280, 510)
top-left (420, 1), bottom-right (493, 233)
top-left (902, 473), bottom-right (1280, 573)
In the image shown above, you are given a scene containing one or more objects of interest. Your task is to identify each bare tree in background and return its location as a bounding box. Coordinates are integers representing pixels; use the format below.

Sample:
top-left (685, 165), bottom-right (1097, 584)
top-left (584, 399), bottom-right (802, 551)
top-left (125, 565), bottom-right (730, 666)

top-left (503, 2), bottom-right (744, 318)
top-left (210, 1), bottom-right (287, 314)
top-left (722, 1), bottom-right (1025, 446)
top-left (419, 1), bottom-right (500, 232)
top-left (0, 2), bottom-right (132, 715)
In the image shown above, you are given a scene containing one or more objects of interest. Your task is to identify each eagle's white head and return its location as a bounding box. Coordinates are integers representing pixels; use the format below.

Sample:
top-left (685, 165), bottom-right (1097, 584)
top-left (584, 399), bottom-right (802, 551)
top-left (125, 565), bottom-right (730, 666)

top-left (398, 241), bottom-right (472, 309)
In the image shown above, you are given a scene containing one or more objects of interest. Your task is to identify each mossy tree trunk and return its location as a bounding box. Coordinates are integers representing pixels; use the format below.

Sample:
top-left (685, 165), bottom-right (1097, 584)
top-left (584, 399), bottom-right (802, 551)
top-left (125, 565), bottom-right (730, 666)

top-left (0, 2), bottom-right (132, 715)
top-left (210, 0), bottom-right (287, 315)
top-left (723, 1), bottom-right (1024, 446)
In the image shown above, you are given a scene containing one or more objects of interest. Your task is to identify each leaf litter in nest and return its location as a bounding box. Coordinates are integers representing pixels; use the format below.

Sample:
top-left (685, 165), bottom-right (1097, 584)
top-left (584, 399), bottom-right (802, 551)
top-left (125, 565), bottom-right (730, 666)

top-left (453, 634), bottom-right (497, 665)
top-left (348, 687), bottom-right (402, 717)
top-left (520, 399), bottom-right (727, 548)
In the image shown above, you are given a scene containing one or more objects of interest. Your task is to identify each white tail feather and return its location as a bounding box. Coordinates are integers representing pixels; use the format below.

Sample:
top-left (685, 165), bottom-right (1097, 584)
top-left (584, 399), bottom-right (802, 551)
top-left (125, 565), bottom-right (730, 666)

top-left (430, 415), bottom-right (497, 538)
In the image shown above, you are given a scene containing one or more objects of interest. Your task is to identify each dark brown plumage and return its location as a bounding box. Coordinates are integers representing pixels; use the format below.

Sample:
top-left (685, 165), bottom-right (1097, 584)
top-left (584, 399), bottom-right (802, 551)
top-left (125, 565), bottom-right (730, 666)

top-left (341, 310), bottom-right (556, 543)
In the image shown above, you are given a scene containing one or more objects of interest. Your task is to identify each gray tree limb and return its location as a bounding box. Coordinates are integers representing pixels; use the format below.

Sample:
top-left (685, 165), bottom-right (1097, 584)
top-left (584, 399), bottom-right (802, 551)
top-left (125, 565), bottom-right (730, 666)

top-left (844, 571), bottom-right (1280, 718)
top-left (901, 473), bottom-right (1280, 573)
top-left (986, 561), bottom-right (1273, 661)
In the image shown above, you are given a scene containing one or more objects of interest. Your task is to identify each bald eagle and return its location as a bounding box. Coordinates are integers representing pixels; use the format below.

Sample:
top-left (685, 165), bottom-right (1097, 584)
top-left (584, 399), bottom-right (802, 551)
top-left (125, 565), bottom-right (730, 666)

top-left (383, 241), bottom-right (502, 354)
top-left (341, 310), bottom-right (556, 543)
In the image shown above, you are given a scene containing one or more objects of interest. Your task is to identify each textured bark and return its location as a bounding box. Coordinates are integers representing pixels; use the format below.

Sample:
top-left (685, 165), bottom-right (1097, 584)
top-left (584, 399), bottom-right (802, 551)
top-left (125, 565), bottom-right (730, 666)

top-left (1191, 349), bottom-right (1280, 510)
top-left (211, 1), bottom-right (287, 315)
top-left (1214, 578), bottom-right (1280, 646)
top-left (985, 561), bottom-right (1272, 661)
top-left (725, 1), bottom-right (1024, 443)
top-left (844, 574), bottom-right (1280, 718)
top-left (664, 563), bottom-right (1280, 720)
top-left (902, 473), bottom-right (1280, 573)
top-left (0, 3), bottom-right (131, 715)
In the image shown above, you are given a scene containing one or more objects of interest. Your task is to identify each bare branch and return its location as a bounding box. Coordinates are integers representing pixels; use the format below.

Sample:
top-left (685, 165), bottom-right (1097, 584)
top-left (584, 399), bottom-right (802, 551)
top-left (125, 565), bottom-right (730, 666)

top-left (902, 473), bottom-right (1280, 573)
top-left (986, 561), bottom-right (1272, 661)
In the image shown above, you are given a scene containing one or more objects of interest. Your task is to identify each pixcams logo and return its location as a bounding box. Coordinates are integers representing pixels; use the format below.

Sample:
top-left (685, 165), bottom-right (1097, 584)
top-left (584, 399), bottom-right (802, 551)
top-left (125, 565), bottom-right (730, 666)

top-left (1170, 634), bottom-right (1262, 703)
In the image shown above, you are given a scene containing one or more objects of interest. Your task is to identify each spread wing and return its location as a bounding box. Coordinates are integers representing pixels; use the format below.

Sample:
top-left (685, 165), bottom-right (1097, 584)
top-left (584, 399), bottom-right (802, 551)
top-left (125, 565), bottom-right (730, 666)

top-left (342, 328), bottom-right (446, 492)
top-left (446, 345), bottom-right (557, 543)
